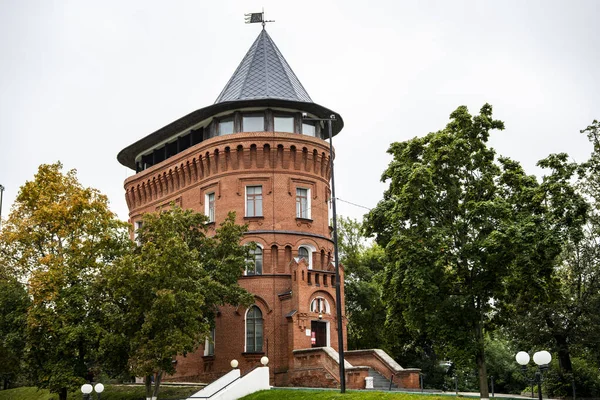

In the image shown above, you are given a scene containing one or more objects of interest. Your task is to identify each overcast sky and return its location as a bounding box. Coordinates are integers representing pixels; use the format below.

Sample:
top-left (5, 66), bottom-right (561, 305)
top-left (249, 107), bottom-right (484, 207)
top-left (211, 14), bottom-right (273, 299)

top-left (1, 0), bottom-right (598, 224)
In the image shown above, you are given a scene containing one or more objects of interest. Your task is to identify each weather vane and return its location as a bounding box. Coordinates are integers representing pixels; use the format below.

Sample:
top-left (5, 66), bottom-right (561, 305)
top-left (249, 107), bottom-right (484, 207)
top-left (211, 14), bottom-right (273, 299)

top-left (244, 9), bottom-right (274, 29)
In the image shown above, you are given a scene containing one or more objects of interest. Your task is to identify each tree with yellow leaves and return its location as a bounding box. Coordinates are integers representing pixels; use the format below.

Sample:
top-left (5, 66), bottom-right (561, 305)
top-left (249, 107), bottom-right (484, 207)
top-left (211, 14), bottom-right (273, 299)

top-left (0, 163), bottom-right (129, 400)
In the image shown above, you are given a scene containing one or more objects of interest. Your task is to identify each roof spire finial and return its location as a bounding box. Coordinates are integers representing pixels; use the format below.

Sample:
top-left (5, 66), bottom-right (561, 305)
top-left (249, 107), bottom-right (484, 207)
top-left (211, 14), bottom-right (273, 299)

top-left (244, 9), bottom-right (275, 30)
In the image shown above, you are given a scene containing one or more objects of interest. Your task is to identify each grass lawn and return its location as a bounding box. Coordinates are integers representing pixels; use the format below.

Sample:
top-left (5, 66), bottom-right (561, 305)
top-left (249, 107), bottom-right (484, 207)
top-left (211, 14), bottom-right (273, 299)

top-left (0, 384), bottom-right (203, 400)
top-left (241, 389), bottom-right (456, 400)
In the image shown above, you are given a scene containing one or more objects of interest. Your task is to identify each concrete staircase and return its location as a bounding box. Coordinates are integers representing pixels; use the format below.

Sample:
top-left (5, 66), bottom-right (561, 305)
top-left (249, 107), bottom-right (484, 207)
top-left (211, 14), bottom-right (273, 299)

top-left (368, 368), bottom-right (397, 391)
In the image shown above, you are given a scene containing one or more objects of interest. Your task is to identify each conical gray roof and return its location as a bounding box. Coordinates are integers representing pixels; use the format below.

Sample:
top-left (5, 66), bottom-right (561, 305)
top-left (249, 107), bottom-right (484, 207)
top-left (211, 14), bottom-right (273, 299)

top-left (215, 29), bottom-right (313, 103)
top-left (117, 29), bottom-right (344, 170)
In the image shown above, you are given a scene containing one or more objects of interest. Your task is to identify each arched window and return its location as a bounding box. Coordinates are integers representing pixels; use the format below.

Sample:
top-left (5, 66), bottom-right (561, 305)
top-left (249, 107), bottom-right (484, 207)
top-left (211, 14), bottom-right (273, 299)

top-left (298, 245), bottom-right (313, 269)
top-left (245, 306), bottom-right (263, 352)
top-left (310, 297), bottom-right (330, 314)
top-left (298, 247), bottom-right (309, 261)
top-left (245, 245), bottom-right (263, 275)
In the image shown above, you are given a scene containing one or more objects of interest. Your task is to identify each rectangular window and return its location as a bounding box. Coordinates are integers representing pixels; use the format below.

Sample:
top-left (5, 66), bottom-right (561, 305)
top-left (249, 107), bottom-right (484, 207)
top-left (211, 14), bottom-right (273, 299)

top-left (296, 188), bottom-right (310, 219)
top-left (274, 116), bottom-right (294, 133)
top-left (246, 186), bottom-right (263, 217)
top-left (204, 328), bottom-right (215, 356)
top-left (205, 192), bottom-right (215, 223)
top-left (218, 118), bottom-right (234, 135)
top-left (134, 221), bottom-right (143, 244)
top-left (243, 114), bottom-right (264, 132)
top-left (302, 122), bottom-right (316, 137)
top-left (245, 246), bottom-right (263, 276)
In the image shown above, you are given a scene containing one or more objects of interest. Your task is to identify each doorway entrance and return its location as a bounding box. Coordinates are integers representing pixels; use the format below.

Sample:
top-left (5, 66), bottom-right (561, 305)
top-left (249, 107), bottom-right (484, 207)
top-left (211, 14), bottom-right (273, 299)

top-left (311, 321), bottom-right (328, 347)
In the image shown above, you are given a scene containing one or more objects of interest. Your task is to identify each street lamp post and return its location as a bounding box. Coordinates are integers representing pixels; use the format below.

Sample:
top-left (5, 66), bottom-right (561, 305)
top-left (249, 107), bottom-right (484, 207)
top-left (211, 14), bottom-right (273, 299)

top-left (303, 113), bottom-right (346, 393)
top-left (516, 351), bottom-right (552, 400)
top-left (80, 383), bottom-right (104, 400)
top-left (0, 184), bottom-right (5, 230)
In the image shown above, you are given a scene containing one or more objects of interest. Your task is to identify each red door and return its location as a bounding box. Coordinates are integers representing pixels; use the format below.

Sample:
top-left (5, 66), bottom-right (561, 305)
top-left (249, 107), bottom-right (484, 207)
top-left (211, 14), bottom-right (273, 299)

top-left (311, 321), bottom-right (327, 347)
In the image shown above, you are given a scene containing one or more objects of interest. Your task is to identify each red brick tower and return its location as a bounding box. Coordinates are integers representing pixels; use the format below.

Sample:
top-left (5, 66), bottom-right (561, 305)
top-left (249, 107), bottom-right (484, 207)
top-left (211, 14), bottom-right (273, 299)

top-left (118, 28), bottom-right (348, 386)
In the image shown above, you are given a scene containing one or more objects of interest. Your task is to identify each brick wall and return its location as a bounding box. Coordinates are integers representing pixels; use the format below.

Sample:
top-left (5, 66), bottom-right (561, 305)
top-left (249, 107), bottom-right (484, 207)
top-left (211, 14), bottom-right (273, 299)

top-left (126, 130), bottom-right (348, 386)
top-left (344, 349), bottom-right (421, 389)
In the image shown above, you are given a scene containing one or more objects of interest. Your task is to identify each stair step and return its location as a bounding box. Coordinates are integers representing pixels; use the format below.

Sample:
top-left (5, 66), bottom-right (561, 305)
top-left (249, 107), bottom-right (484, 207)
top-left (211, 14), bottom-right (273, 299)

top-left (367, 368), bottom-right (398, 390)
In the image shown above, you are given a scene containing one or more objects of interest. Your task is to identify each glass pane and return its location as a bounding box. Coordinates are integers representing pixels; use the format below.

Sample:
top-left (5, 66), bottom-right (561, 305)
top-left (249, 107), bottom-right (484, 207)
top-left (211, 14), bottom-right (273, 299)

top-left (298, 247), bottom-right (306, 258)
top-left (255, 198), bottom-right (262, 216)
top-left (274, 116), bottom-right (294, 133)
top-left (302, 123), bottom-right (316, 136)
top-left (219, 120), bottom-right (234, 135)
top-left (256, 320), bottom-right (263, 351)
top-left (247, 332), bottom-right (254, 352)
top-left (243, 115), bottom-right (264, 132)
top-left (256, 255), bottom-right (262, 275)
top-left (247, 198), bottom-right (255, 217)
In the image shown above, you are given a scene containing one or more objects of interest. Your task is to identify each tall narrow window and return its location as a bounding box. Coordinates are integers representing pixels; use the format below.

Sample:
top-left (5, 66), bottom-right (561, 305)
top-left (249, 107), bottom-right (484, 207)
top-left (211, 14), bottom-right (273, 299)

top-left (246, 306), bottom-right (263, 352)
top-left (246, 245), bottom-right (263, 275)
top-left (205, 192), bottom-right (215, 223)
top-left (134, 221), bottom-right (143, 244)
top-left (204, 328), bottom-right (215, 356)
top-left (298, 246), bottom-right (312, 269)
top-left (298, 247), bottom-right (309, 262)
top-left (246, 186), bottom-right (263, 217)
top-left (296, 188), bottom-right (310, 219)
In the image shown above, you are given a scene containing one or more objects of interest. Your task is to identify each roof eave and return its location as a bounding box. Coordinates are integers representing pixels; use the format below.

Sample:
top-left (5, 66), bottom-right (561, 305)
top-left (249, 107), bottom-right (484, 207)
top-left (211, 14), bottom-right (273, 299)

top-left (117, 98), bottom-right (344, 170)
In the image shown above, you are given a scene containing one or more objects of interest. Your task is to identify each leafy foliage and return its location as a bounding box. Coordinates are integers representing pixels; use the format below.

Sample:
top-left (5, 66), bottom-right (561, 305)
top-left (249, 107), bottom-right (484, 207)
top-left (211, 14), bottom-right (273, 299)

top-left (100, 206), bottom-right (253, 399)
top-left (506, 122), bottom-right (600, 397)
top-left (365, 104), bottom-right (566, 397)
top-left (0, 163), bottom-right (129, 400)
top-left (0, 277), bottom-right (30, 389)
top-left (338, 217), bottom-right (387, 350)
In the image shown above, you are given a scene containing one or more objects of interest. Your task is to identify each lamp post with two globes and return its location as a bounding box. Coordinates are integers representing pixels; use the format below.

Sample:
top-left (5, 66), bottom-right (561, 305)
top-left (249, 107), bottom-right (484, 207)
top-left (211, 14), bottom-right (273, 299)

top-left (81, 383), bottom-right (104, 400)
top-left (516, 350), bottom-right (552, 400)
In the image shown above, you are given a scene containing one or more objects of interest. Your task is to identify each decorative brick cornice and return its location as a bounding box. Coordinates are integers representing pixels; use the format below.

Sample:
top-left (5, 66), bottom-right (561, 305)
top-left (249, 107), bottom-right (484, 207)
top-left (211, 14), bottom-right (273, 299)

top-left (125, 132), bottom-right (332, 215)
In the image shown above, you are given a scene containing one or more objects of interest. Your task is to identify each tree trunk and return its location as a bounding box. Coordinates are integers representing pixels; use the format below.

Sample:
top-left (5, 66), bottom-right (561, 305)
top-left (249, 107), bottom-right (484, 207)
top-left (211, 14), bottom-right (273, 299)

top-left (145, 375), bottom-right (153, 400)
top-left (475, 319), bottom-right (489, 400)
top-left (152, 370), bottom-right (163, 400)
top-left (555, 334), bottom-right (573, 373)
top-left (476, 347), bottom-right (490, 399)
top-left (58, 387), bottom-right (67, 400)
top-left (554, 334), bottom-right (574, 397)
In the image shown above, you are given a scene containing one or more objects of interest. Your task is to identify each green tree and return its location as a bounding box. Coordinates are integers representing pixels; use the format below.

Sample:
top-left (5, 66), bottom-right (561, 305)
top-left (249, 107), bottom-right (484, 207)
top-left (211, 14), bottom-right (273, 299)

top-left (338, 216), bottom-right (387, 350)
top-left (0, 163), bottom-right (129, 400)
top-left (100, 206), bottom-right (253, 400)
top-left (365, 104), bottom-right (563, 398)
top-left (0, 277), bottom-right (30, 389)
top-left (507, 123), bottom-right (600, 397)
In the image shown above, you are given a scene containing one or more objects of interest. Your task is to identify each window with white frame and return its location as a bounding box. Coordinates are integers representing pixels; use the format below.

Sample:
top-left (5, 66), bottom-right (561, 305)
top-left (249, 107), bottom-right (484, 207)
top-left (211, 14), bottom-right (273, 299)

top-left (245, 245), bottom-right (263, 275)
top-left (298, 246), bottom-right (309, 261)
top-left (246, 186), bottom-right (263, 217)
top-left (310, 297), bottom-right (330, 314)
top-left (298, 245), bottom-right (314, 269)
top-left (134, 221), bottom-right (143, 244)
top-left (205, 192), bottom-right (215, 223)
top-left (296, 188), bottom-right (310, 219)
top-left (204, 327), bottom-right (215, 356)
top-left (245, 305), bottom-right (263, 352)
